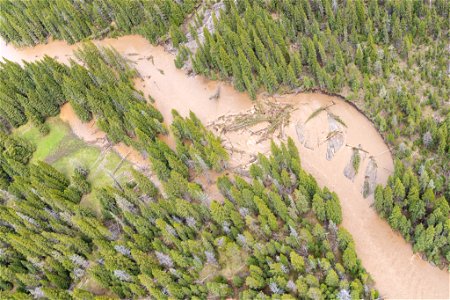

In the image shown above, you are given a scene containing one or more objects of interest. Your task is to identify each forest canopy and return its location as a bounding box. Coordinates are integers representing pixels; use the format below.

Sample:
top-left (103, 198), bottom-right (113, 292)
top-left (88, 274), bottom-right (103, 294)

top-left (0, 0), bottom-right (200, 46)
top-left (0, 0), bottom-right (449, 298)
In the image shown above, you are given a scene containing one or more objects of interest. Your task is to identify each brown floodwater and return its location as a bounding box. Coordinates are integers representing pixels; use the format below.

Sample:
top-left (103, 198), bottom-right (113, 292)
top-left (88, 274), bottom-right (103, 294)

top-left (1, 36), bottom-right (448, 299)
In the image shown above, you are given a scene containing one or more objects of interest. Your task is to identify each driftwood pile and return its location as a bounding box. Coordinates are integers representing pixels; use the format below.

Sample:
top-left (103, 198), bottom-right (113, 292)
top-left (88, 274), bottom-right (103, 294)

top-left (210, 98), bottom-right (294, 143)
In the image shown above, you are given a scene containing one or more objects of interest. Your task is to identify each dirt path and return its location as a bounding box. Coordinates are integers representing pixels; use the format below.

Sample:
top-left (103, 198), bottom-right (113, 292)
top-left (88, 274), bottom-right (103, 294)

top-left (1, 36), bottom-right (448, 299)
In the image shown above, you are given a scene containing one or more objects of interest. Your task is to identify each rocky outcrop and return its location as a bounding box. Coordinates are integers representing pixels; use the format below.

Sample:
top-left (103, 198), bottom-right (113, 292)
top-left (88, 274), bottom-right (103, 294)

top-left (362, 157), bottom-right (378, 198)
top-left (326, 114), bottom-right (344, 160)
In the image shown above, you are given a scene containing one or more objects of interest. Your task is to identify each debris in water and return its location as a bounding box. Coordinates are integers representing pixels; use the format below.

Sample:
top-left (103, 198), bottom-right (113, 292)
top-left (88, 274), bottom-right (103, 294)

top-left (305, 101), bottom-right (336, 124)
top-left (328, 112), bottom-right (347, 128)
top-left (209, 86), bottom-right (221, 101)
top-left (146, 55), bottom-right (154, 65)
top-left (211, 97), bottom-right (293, 143)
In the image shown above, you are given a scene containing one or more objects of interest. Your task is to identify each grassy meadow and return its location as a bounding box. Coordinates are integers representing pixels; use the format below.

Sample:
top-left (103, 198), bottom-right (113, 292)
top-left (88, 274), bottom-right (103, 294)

top-left (13, 117), bottom-right (134, 213)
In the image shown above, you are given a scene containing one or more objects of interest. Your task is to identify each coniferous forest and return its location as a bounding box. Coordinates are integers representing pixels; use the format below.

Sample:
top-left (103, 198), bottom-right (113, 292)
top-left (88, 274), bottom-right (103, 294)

top-left (0, 0), bottom-right (449, 299)
top-left (0, 42), bottom-right (372, 299)
top-left (0, 0), bottom-right (200, 46)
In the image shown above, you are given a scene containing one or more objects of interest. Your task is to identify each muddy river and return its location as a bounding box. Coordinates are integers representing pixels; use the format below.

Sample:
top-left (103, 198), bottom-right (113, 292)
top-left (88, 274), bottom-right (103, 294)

top-left (1, 36), bottom-right (448, 299)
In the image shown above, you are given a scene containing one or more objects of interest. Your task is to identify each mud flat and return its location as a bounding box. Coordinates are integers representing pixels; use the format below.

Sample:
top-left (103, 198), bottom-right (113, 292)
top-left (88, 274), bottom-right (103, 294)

top-left (1, 35), bottom-right (449, 299)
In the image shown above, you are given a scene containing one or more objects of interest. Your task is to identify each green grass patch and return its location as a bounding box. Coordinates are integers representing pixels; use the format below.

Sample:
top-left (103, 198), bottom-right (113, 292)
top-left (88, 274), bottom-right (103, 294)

top-left (14, 119), bottom-right (68, 162)
top-left (14, 117), bottom-right (134, 213)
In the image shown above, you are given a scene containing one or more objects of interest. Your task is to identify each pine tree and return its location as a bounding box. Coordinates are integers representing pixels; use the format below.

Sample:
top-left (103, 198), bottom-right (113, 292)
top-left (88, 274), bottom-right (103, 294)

top-left (290, 251), bottom-right (305, 272)
top-left (355, 44), bottom-right (364, 70)
top-left (312, 194), bottom-right (326, 222)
